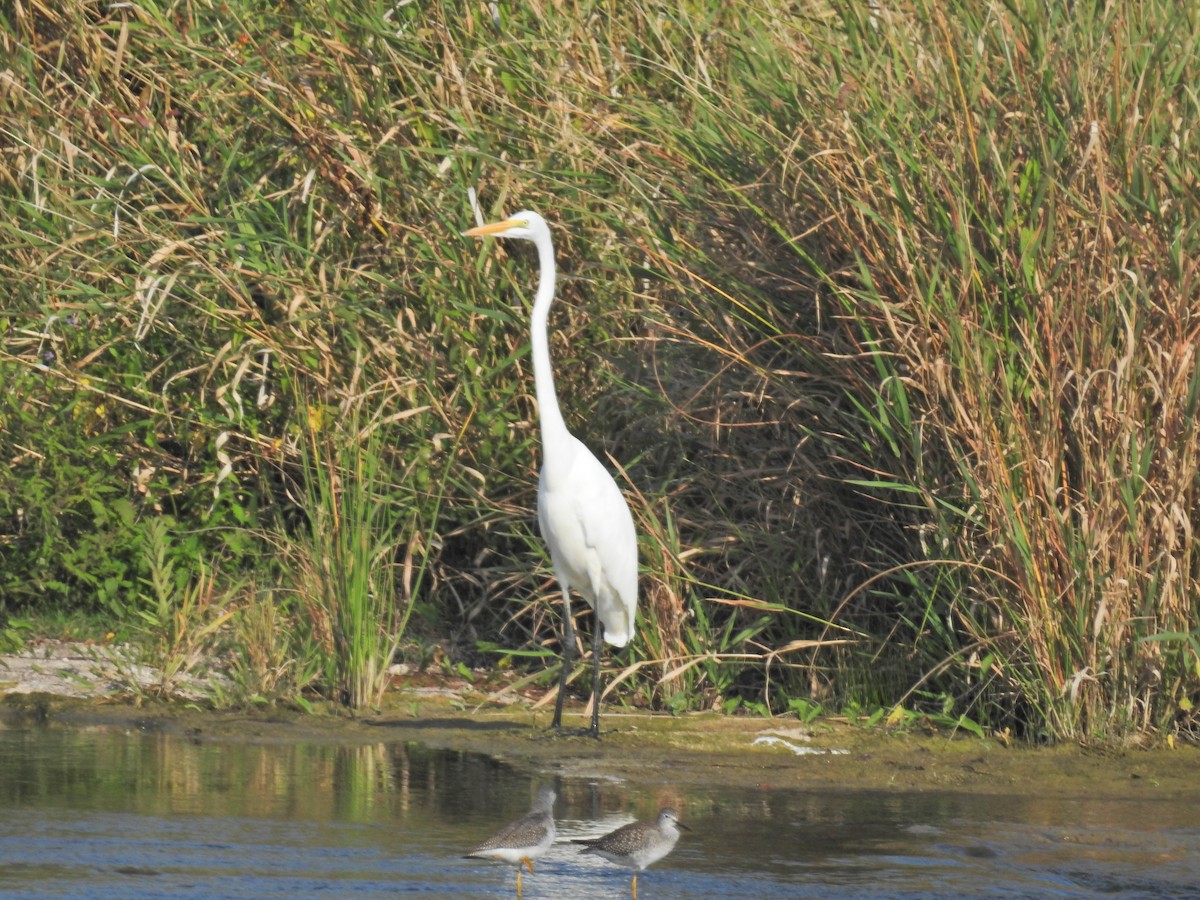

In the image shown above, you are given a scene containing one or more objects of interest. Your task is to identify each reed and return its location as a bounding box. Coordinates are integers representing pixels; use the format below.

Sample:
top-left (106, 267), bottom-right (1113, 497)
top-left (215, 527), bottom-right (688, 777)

top-left (3, 0), bottom-right (1198, 740)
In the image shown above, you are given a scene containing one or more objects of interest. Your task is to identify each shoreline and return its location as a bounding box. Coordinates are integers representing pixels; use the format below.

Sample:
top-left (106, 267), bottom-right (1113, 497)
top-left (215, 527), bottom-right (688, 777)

top-left (5, 653), bottom-right (1199, 803)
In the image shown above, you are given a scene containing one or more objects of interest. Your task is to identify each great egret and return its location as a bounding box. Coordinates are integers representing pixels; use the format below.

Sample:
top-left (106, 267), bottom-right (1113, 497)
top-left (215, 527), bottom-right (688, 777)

top-left (463, 210), bottom-right (638, 738)
top-left (464, 785), bottom-right (557, 895)
top-left (575, 808), bottom-right (689, 900)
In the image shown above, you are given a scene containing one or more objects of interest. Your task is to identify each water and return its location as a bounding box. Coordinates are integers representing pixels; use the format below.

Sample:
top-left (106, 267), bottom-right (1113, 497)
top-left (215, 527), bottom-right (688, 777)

top-left (1, 718), bottom-right (1198, 898)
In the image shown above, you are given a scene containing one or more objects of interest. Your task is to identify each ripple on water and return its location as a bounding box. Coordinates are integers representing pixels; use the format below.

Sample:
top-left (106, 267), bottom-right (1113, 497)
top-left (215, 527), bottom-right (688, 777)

top-left (1, 724), bottom-right (1199, 898)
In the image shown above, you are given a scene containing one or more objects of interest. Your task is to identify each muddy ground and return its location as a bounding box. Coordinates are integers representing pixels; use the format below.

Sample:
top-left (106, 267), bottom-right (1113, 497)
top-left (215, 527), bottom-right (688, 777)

top-left (3, 640), bottom-right (1199, 802)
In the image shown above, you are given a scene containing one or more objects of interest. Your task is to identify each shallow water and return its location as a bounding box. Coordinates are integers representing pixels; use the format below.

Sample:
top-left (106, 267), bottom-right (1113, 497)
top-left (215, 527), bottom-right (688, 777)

top-left (1, 720), bottom-right (1198, 898)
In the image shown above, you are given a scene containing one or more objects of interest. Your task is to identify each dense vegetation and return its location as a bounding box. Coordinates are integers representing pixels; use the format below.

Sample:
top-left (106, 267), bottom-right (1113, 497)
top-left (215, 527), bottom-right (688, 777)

top-left (3, 0), bottom-right (1199, 742)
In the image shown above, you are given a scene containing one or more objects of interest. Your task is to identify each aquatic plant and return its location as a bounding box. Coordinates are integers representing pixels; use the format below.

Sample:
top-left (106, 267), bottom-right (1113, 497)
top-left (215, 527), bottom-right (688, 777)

top-left (2, 0), bottom-right (1198, 740)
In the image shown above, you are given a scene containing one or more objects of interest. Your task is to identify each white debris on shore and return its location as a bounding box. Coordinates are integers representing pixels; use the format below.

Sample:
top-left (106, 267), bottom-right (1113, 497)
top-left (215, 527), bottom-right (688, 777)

top-left (752, 733), bottom-right (850, 756)
top-left (0, 640), bottom-right (220, 702)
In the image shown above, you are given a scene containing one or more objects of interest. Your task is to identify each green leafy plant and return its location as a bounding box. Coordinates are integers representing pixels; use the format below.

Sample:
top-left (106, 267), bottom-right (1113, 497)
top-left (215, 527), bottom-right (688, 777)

top-left (788, 699), bottom-right (823, 725)
top-left (102, 516), bottom-right (238, 701)
top-left (290, 397), bottom-right (408, 709)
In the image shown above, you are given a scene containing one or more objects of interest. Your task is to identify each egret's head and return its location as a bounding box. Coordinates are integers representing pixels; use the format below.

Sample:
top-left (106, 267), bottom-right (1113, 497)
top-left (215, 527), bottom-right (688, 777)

top-left (462, 209), bottom-right (547, 242)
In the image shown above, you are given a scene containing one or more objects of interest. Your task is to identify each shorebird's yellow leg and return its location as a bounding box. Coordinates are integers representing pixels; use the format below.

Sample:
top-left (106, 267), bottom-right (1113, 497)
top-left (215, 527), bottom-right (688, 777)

top-left (515, 857), bottom-right (536, 897)
top-left (631, 872), bottom-right (639, 900)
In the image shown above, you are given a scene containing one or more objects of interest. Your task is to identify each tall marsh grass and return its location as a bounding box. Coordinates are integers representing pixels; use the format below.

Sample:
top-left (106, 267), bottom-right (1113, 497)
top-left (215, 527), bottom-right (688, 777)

top-left (800, 1), bottom-right (1200, 739)
top-left (2, 0), bottom-right (1198, 740)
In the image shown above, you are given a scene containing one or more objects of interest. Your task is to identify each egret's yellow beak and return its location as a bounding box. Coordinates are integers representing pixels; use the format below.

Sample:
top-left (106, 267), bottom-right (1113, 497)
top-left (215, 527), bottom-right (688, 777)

top-left (463, 217), bottom-right (522, 237)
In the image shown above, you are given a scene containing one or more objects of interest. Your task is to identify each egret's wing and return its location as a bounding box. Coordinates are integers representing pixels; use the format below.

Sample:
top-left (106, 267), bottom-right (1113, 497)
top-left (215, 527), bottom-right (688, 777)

top-left (578, 476), bottom-right (638, 645)
top-left (538, 436), bottom-right (639, 646)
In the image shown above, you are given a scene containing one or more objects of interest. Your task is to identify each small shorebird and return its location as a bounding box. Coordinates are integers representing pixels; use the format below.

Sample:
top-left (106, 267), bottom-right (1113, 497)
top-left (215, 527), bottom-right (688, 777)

top-left (576, 807), bottom-right (689, 899)
top-left (465, 785), bottom-right (557, 895)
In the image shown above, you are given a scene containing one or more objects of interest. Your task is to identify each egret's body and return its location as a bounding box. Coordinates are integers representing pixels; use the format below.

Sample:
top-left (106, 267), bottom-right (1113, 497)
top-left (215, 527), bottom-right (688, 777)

top-left (465, 786), bottom-right (557, 894)
top-left (464, 210), bottom-right (638, 737)
top-left (576, 808), bottom-right (689, 899)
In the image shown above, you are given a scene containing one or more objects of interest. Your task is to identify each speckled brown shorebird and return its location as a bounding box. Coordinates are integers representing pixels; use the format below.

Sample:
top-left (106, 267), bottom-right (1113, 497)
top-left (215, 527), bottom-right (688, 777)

top-left (576, 807), bottom-right (688, 899)
top-left (465, 786), bottom-right (557, 895)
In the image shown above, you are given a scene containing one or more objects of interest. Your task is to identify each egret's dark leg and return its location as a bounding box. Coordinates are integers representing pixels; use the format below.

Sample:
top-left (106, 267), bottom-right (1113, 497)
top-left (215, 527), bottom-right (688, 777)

top-left (588, 618), bottom-right (604, 738)
top-left (552, 587), bottom-right (574, 730)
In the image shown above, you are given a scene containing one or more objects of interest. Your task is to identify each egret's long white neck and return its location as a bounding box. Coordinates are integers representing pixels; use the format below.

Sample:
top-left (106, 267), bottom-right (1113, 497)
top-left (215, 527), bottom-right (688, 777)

top-left (529, 228), bottom-right (568, 448)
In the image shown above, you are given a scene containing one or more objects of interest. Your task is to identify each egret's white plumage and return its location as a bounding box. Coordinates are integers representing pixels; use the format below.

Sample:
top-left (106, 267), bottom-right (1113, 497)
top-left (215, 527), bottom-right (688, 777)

top-left (464, 210), bottom-right (638, 737)
top-left (537, 437), bottom-right (637, 649)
